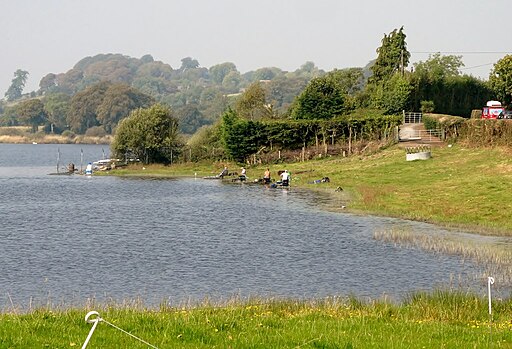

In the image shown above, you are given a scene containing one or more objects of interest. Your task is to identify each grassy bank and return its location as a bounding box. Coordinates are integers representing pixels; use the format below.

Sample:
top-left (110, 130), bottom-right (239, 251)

top-left (1, 292), bottom-right (511, 348)
top-left (109, 143), bottom-right (512, 236)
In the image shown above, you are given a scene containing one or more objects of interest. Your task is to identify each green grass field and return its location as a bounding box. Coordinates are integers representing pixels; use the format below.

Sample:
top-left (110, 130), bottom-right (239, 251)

top-left (2, 292), bottom-right (511, 348)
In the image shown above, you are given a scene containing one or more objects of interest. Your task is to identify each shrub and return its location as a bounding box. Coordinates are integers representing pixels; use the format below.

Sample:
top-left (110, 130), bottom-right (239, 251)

top-left (61, 130), bottom-right (76, 138)
top-left (85, 126), bottom-right (107, 137)
top-left (420, 100), bottom-right (435, 113)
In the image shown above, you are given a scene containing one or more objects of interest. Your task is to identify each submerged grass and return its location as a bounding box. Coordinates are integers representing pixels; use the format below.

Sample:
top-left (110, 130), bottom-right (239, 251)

top-left (374, 228), bottom-right (512, 284)
top-left (1, 294), bottom-right (512, 348)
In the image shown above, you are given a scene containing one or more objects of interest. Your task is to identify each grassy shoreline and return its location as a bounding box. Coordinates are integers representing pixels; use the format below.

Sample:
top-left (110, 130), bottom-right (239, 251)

top-left (2, 292), bottom-right (512, 348)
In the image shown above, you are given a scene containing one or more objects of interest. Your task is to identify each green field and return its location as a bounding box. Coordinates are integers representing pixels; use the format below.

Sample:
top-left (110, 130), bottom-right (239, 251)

top-left (2, 292), bottom-right (512, 348)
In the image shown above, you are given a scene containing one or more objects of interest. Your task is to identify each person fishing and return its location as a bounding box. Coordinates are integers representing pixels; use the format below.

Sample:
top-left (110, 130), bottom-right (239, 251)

top-left (239, 167), bottom-right (247, 181)
top-left (280, 170), bottom-right (290, 186)
top-left (263, 168), bottom-right (271, 184)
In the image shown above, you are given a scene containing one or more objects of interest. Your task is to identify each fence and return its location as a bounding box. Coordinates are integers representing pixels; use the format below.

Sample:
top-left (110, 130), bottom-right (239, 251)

top-left (403, 111), bottom-right (423, 124)
top-left (399, 129), bottom-right (443, 142)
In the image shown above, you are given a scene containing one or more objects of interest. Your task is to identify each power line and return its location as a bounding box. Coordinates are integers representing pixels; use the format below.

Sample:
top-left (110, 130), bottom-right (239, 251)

top-left (460, 62), bottom-right (494, 71)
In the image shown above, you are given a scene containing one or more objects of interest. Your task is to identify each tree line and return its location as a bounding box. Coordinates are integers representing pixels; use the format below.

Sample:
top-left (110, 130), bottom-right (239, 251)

top-left (2, 27), bottom-right (512, 165)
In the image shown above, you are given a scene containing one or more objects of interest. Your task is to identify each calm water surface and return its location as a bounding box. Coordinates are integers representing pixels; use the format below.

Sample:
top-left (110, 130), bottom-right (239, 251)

top-left (0, 144), bottom-right (491, 309)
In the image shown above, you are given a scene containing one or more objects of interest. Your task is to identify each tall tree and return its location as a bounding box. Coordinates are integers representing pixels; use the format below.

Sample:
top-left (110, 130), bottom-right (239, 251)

top-left (4, 69), bottom-right (29, 101)
top-left (111, 104), bottom-right (182, 164)
top-left (489, 55), bottom-right (512, 107)
top-left (16, 99), bottom-right (47, 133)
top-left (370, 27), bottom-right (410, 83)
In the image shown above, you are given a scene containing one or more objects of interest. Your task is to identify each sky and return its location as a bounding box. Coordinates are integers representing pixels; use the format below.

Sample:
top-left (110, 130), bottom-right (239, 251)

top-left (1, 0), bottom-right (510, 95)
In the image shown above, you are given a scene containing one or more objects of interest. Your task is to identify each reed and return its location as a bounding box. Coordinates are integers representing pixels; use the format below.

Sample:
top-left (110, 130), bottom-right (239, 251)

top-left (373, 228), bottom-right (512, 284)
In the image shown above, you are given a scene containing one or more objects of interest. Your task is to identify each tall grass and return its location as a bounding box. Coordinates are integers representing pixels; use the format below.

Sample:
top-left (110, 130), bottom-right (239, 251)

top-left (374, 228), bottom-right (512, 284)
top-left (1, 294), bottom-right (512, 348)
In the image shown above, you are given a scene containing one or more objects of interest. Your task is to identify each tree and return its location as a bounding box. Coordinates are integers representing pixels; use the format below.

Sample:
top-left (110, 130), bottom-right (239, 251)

top-left (291, 72), bottom-right (350, 120)
top-left (413, 53), bottom-right (464, 81)
top-left (176, 104), bottom-right (208, 134)
top-left (67, 81), bottom-right (110, 133)
top-left (67, 81), bottom-right (153, 134)
top-left (370, 27), bottom-right (410, 83)
top-left (187, 123), bottom-right (225, 161)
top-left (16, 99), bottom-right (47, 133)
top-left (209, 62), bottom-right (237, 84)
top-left (222, 70), bottom-right (241, 92)
top-left (55, 68), bottom-right (84, 95)
top-left (96, 84), bottom-right (154, 133)
top-left (5, 69), bottom-right (29, 101)
top-left (180, 57), bottom-right (200, 71)
top-left (489, 55), bottom-right (512, 107)
top-left (39, 73), bottom-right (57, 95)
top-left (266, 75), bottom-right (309, 113)
top-left (380, 74), bottom-right (413, 114)
top-left (43, 93), bottom-right (71, 133)
top-left (408, 54), bottom-right (491, 116)
top-left (235, 82), bottom-right (267, 120)
top-left (220, 108), bottom-right (263, 162)
top-left (252, 67), bottom-right (283, 81)
top-left (111, 104), bottom-right (182, 164)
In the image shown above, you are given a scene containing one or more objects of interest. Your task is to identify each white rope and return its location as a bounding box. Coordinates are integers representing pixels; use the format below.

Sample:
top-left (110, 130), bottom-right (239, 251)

top-left (81, 311), bottom-right (159, 349)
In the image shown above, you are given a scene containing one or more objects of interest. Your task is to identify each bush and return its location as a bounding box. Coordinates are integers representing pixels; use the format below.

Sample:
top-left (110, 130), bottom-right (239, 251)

top-left (85, 126), bottom-right (107, 137)
top-left (187, 124), bottom-right (225, 161)
top-left (460, 119), bottom-right (512, 146)
top-left (420, 100), bottom-right (435, 113)
top-left (423, 114), bottom-right (465, 141)
top-left (61, 130), bottom-right (76, 138)
top-left (112, 104), bottom-right (182, 164)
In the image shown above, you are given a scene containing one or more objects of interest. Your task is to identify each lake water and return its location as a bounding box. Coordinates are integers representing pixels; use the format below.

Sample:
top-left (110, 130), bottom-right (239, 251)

top-left (0, 143), bottom-right (491, 310)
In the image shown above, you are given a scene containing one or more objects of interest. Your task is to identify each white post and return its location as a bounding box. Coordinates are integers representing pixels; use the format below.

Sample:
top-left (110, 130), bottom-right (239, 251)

top-left (488, 276), bottom-right (495, 316)
top-left (82, 311), bottom-right (101, 349)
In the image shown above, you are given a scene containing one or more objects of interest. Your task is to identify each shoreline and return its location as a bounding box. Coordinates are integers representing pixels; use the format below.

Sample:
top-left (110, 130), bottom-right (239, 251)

top-left (105, 146), bottom-right (512, 238)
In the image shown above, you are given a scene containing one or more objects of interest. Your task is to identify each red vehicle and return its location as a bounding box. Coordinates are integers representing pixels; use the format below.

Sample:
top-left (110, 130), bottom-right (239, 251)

top-left (482, 101), bottom-right (505, 119)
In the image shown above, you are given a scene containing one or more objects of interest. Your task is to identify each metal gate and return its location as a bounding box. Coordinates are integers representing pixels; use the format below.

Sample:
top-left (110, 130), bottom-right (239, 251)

top-left (403, 111), bottom-right (422, 124)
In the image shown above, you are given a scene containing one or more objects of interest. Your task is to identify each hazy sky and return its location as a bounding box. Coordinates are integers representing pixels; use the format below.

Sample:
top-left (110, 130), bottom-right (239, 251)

top-left (1, 0), bottom-right (510, 95)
